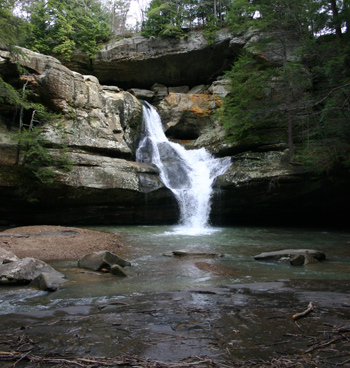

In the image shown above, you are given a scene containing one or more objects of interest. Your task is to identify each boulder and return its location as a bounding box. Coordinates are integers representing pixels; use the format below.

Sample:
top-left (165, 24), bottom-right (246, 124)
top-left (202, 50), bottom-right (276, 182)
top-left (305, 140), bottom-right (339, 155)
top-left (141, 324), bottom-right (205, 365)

top-left (0, 248), bottom-right (19, 264)
top-left (151, 83), bottom-right (168, 102)
top-left (0, 258), bottom-right (66, 288)
top-left (208, 79), bottom-right (230, 98)
top-left (169, 86), bottom-right (189, 94)
top-left (158, 92), bottom-right (221, 140)
top-left (78, 251), bottom-right (131, 272)
top-left (289, 251), bottom-right (320, 266)
top-left (188, 85), bottom-right (209, 94)
top-left (254, 249), bottom-right (326, 262)
top-left (289, 254), bottom-right (305, 266)
top-left (110, 264), bottom-right (128, 277)
top-left (128, 88), bottom-right (155, 102)
top-left (30, 271), bottom-right (67, 291)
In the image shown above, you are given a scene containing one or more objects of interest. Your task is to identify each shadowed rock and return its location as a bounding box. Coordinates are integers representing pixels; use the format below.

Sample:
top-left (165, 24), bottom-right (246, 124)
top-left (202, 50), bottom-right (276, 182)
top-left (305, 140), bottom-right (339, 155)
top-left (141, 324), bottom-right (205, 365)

top-left (78, 251), bottom-right (131, 272)
top-left (254, 249), bottom-right (326, 262)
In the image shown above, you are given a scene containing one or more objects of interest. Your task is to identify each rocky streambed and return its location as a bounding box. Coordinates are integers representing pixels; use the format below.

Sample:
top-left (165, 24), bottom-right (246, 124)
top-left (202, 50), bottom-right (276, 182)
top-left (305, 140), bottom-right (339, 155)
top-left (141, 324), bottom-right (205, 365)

top-left (0, 226), bottom-right (350, 367)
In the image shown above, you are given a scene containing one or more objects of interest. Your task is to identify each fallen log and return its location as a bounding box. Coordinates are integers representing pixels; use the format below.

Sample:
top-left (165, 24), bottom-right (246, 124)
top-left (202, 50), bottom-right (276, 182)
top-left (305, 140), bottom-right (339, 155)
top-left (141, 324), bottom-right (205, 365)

top-left (292, 302), bottom-right (314, 320)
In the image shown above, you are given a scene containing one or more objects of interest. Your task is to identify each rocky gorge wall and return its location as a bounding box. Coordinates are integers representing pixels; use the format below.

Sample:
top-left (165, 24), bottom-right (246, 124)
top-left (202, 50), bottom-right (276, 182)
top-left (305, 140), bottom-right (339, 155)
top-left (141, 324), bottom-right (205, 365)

top-left (0, 30), bottom-right (349, 228)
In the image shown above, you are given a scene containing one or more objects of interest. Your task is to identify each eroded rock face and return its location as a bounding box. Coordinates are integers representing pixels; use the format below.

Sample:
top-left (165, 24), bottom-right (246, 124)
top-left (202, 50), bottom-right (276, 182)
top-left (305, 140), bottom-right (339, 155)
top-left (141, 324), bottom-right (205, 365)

top-left (91, 29), bottom-right (246, 89)
top-left (0, 47), bottom-right (178, 226)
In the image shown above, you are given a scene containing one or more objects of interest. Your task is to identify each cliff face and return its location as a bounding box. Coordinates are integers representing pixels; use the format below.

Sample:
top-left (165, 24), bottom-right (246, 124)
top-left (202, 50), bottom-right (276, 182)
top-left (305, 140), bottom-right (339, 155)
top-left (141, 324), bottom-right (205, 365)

top-left (65, 29), bottom-right (246, 89)
top-left (0, 31), bottom-right (348, 228)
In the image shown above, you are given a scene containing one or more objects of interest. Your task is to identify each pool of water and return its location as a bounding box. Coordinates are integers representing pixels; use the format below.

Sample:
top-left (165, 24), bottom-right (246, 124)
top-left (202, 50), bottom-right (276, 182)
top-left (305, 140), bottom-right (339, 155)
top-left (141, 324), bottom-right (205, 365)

top-left (0, 225), bottom-right (349, 315)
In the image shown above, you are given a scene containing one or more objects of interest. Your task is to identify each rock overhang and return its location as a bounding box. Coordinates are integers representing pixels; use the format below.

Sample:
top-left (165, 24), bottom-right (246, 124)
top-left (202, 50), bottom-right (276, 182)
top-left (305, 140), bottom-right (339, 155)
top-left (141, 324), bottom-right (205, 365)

top-left (91, 29), bottom-right (245, 89)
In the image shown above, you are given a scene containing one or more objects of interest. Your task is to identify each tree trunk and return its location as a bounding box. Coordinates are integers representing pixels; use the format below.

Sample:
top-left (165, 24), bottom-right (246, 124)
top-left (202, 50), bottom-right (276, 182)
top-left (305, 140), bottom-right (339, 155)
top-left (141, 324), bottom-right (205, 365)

top-left (330, 0), bottom-right (343, 40)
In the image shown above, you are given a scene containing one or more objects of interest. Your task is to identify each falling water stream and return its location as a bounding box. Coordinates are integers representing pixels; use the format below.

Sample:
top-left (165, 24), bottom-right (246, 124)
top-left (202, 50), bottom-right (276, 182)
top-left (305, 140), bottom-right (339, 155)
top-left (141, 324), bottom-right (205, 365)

top-left (136, 101), bottom-right (231, 234)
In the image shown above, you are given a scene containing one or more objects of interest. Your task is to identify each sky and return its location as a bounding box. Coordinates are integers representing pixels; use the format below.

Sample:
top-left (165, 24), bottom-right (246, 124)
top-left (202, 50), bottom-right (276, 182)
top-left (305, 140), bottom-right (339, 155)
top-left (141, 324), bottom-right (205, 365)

top-left (127, 0), bottom-right (151, 27)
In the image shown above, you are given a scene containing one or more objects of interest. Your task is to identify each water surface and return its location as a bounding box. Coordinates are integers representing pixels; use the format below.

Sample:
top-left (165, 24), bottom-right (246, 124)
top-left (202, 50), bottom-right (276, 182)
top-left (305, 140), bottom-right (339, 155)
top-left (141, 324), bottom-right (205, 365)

top-left (0, 225), bottom-right (349, 315)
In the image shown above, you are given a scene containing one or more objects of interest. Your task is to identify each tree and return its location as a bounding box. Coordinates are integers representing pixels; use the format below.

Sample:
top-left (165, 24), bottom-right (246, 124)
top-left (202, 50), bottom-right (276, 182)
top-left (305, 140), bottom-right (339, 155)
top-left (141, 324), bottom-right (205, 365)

top-left (25, 0), bottom-right (111, 60)
top-left (141, 0), bottom-right (183, 38)
top-left (221, 0), bottom-right (350, 170)
top-left (102, 0), bottom-right (131, 36)
top-left (0, 1), bottom-right (31, 49)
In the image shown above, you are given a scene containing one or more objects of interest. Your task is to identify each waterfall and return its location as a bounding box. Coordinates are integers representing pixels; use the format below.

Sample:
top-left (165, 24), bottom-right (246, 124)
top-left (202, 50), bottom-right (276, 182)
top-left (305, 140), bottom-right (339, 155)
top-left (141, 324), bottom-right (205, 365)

top-left (136, 101), bottom-right (231, 234)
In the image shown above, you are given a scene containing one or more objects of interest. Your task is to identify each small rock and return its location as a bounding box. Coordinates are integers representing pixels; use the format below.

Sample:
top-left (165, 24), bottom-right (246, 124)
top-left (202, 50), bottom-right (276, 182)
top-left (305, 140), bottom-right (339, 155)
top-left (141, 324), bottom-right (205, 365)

top-left (110, 264), bottom-right (128, 277)
top-left (30, 272), bottom-right (67, 291)
top-left (151, 83), bottom-right (168, 102)
top-left (304, 251), bottom-right (319, 265)
top-left (0, 248), bottom-right (19, 264)
top-left (168, 86), bottom-right (189, 94)
top-left (290, 254), bottom-right (305, 266)
top-left (128, 88), bottom-right (155, 102)
top-left (188, 85), bottom-right (209, 94)
top-left (78, 251), bottom-right (131, 272)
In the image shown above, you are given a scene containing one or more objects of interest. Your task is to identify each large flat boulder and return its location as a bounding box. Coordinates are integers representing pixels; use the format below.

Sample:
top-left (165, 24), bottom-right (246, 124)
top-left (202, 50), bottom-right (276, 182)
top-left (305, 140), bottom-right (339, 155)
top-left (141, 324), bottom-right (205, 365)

top-left (254, 249), bottom-right (326, 262)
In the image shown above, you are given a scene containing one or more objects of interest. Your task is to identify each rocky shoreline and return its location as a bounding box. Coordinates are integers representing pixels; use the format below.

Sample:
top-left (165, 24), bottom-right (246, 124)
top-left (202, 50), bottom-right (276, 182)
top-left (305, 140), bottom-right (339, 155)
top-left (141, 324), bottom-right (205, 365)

top-left (0, 225), bottom-right (124, 261)
top-left (0, 226), bottom-right (350, 367)
top-left (0, 280), bottom-right (349, 367)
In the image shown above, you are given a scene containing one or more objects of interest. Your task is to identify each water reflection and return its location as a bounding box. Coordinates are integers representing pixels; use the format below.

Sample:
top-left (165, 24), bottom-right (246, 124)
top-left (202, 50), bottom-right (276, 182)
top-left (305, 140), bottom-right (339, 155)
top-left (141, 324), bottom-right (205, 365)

top-left (0, 225), bottom-right (349, 315)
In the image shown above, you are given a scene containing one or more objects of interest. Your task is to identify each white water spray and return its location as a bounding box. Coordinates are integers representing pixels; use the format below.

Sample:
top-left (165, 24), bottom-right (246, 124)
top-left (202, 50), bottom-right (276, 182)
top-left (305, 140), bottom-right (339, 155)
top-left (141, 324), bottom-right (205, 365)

top-left (136, 101), bottom-right (231, 234)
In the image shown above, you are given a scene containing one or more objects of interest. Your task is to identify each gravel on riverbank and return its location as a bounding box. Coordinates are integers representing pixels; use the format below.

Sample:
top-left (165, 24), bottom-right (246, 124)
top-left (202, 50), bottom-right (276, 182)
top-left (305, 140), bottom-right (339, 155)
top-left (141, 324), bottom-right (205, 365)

top-left (0, 225), bottom-right (123, 261)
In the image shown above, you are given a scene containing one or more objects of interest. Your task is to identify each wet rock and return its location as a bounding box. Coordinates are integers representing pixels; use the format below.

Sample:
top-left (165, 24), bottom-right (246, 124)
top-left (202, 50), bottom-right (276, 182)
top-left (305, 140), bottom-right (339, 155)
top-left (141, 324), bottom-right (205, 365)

top-left (151, 83), bottom-right (168, 102)
top-left (110, 264), bottom-right (128, 277)
top-left (30, 271), bottom-right (67, 291)
top-left (167, 249), bottom-right (224, 257)
top-left (254, 249), bottom-right (326, 262)
top-left (304, 251), bottom-right (319, 265)
top-left (0, 248), bottom-right (19, 264)
top-left (289, 254), bottom-right (305, 266)
top-left (78, 251), bottom-right (131, 272)
top-left (128, 88), bottom-right (155, 102)
top-left (188, 84), bottom-right (209, 94)
top-left (290, 251), bottom-right (320, 266)
top-left (169, 86), bottom-right (189, 94)
top-left (0, 257), bottom-right (65, 286)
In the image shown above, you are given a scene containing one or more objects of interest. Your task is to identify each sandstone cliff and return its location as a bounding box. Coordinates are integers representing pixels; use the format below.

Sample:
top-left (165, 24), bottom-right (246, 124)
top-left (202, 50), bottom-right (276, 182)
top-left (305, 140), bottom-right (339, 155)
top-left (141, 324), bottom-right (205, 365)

top-left (0, 31), bottom-right (348, 227)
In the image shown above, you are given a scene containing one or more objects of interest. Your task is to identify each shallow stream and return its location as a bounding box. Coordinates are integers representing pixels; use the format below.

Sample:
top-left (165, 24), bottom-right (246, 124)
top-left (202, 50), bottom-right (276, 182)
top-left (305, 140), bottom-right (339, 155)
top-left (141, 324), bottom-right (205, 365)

top-left (0, 225), bottom-right (349, 315)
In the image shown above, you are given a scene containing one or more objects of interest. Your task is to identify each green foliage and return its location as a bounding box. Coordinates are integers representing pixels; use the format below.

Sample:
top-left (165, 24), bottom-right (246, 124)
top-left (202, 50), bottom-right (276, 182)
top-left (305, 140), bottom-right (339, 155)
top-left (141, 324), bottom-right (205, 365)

top-left (14, 127), bottom-right (73, 184)
top-left (202, 16), bottom-right (220, 45)
top-left (218, 52), bottom-right (278, 142)
top-left (0, 2), bottom-right (31, 48)
top-left (141, 0), bottom-right (183, 38)
top-left (0, 77), bottom-right (25, 107)
top-left (221, 0), bottom-right (350, 173)
top-left (25, 0), bottom-right (111, 60)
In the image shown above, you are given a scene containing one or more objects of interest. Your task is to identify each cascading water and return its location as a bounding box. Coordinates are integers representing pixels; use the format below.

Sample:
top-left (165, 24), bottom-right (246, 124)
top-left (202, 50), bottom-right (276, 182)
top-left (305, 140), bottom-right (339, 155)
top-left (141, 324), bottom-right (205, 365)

top-left (136, 101), bottom-right (231, 234)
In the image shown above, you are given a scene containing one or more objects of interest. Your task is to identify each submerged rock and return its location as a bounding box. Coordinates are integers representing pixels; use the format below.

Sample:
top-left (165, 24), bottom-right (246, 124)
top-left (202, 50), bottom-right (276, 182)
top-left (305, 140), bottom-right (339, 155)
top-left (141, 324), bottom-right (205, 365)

top-left (78, 251), bottom-right (131, 272)
top-left (165, 249), bottom-right (224, 258)
top-left (254, 249), bottom-right (326, 262)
